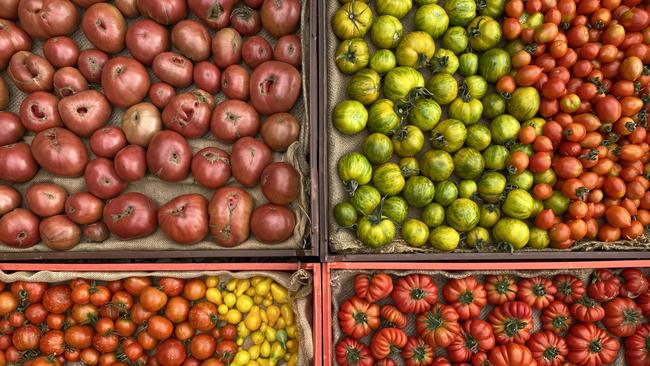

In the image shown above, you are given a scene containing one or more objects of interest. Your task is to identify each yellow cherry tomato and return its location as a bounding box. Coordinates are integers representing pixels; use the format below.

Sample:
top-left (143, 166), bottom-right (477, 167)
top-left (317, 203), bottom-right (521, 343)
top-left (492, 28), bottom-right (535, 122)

top-left (266, 305), bottom-right (280, 327)
top-left (224, 292), bottom-right (237, 308)
top-left (260, 341), bottom-right (271, 358)
top-left (260, 309), bottom-right (268, 324)
top-left (225, 309), bottom-right (242, 324)
top-left (236, 295), bottom-right (254, 313)
top-left (263, 298), bottom-right (273, 307)
top-left (270, 342), bottom-right (286, 364)
top-left (280, 304), bottom-right (294, 326)
top-left (265, 327), bottom-right (276, 342)
top-left (226, 279), bottom-right (237, 292)
top-left (232, 350), bottom-right (250, 366)
top-left (248, 345), bottom-right (261, 360)
top-left (251, 331), bottom-right (265, 345)
top-left (258, 359), bottom-right (270, 366)
top-left (237, 337), bottom-right (244, 346)
top-left (286, 340), bottom-right (298, 354)
top-left (248, 361), bottom-right (260, 366)
top-left (246, 287), bottom-right (256, 297)
top-left (251, 276), bottom-right (263, 286)
top-left (286, 325), bottom-right (297, 339)
top-left (238, 322), bottom-right (250, 338)
top-left (235, 279), bottom-right (251, 296)
top-left (205, 276), bottom-right (219, 288)
top-left (218, 304), bottom-right (229, 315)
top-left (276, 317), bottom-right (286, 329)
top-left (245, 306), bottom-right (262, 331)
top-left (206, 288), bottom-right (222, 305)
top-left (270, 283), bottom-right (288, 304)
top-left (287, 353), bottom-right (298, 366)
top-left (253, 295), bottom-right (264, 305)
top-left (254, 278), bottom-right (273, 296)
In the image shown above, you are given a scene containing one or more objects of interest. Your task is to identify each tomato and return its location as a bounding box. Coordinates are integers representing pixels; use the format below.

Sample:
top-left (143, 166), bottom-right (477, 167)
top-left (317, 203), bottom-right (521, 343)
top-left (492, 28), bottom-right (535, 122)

top-left (331, 2), bottom-right (373, 40)
top-left (335, 337), bottom-right (373, 366)
top-left (354, 273), bottom-right (393, 303)
top-left (601, 297), bottom-right (643, 337)
top-left (380, 304), bottom-right (407, 329)
top-left (541, 300), bottom-right (573, 335)
top-left (587, 269), bottom-right (621, 302)
top-left (527, 331), bottom-right (568, 366)
top-left (488, 343), bottom-right (536, 366)
top-left (392, 274), bottom-right (438, 314)
top-left (338, 296), bottom-right (379, 338)
top-left (401, 337), bottom-right (434, 366)
top-left (448, 319), bottom-right (496, 362)
top-left (566, 323), bottom-right (620, 366)
top-left (415, 304), bottom-right (460, 348)
top-left (488, 301), bottom-right (534, 344)
top-left (484, 275), bottom-right (518, 306)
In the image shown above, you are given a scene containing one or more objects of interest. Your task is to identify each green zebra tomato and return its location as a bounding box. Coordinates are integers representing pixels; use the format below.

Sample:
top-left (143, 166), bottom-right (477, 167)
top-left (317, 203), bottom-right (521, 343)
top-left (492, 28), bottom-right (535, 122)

top-left (402, 219), bottom-right (430, 247)
top-left (367, 99), bottom-right (400, 134)
top-left (507, 87), bottom-right (540, 122)
top-left (523, 118), bottom-right (545, 136)
top-left (372, 162), bottom-right (406, 196)
top-left (482, 145), bottom-right (510, 171)
top-left (431, 48), bottom-right (459, 74)
top-left (414, 4), bottom-right (449, 39)
top-left (333, 99), bottom-right (368, 135)
top-left (429, 225), bottom-right (460, 251)
top-left (434, 181), bottom-right (459, 206)
top-left (426, 73), bottom-right (458, 105)
top-left (408, 98), bottom-right (442, 131)
top-left (458, 53), bottom-right (478, 76)
top-left (402, 176), bottom-right (436, 208)
top-left (422, 203), bottom-right (445, 228)
top-left (527, 227), bottom-right (550, 249)
top-left (370, 15), bottom-right (403, 49)
top-left (420, 150), bottom-right (454, 182)
top-left (478, 204), bottom-right (501, 228)
top-left (384, 66), bottom-right (425, 101)
top-left (351, 185), bottom-right (382, 215)
top-left (338, 152), bottom-right (373, 189)
top-left (490, 114), bottom-right (520, 144)
top-left (467, 15), bottom-right (502, 52)
top-left (465, 75), bottom-right (488, 99)
top-left (362, 133), bottom-right (394, 164)
top-left (448, 96), bottom-right (483, 125)
top-left (383, 196), bottom-right (409, 224)
top-left (533, 169), bottom-right (557, 186)
top-left (478, 171), bottom-right (506, 203)
top-left (446, 198), bottom-right (480, 232)
top-left (453, 147), bottom-right (485, 179)
top-left (442, 26), bottom-right (469, 54)
top-left (544, 191), bottom-right (569, 215)
top-left (336, 38), bottom-right (370, 74)
top-left (332, 2), bottom-right (374, 40)
top-left (392, 125), bottom-right (425, 157)
top-left (480, 0), bottom-right (506, 18)
top-left (357, 216), bottom-right (396, 248)
top-left (431, 119), bottom-right (467, 152)
top-left (459, 180), bottom-right (478, 199)
top-left (334, 202), bottom-right (358, 227)
top-left (445, 0), bottom-right (477, 26)
top-left (492, 218), bottom-right (529, 251)
top-left (466, 226), bottom-right (491, 248)
top-left (399, 157), bottom-right (420, 178)
top-left (347, 68), bottom-right (381, 105)
top-left (466, 124), bottom-right (492, 151)
top-left (478, 48), bottom-right (511, 83)
top-left (481, 93), bottom-right (506, 119)
top-left (396, 31), bottom-right (436, 68)
top-left (507, 170), bottom-right (534, 191)
top-left (502, 189), bottom-right (534, 219)
top-left (376, 0), bottom-right (413, 19)
top-left (369, 49), bottom-right (397, 74)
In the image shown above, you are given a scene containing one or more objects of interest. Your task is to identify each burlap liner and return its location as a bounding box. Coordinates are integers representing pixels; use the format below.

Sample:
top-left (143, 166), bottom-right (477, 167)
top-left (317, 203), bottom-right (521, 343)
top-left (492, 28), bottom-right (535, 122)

top-left (0, 1), bottom-right (312, 252)
top-left (0, 269), bottom-right (314, 365)
top-left (325, 0), bottom-right (650, 254)
top-left (329, 268), bottom-right (635, 366)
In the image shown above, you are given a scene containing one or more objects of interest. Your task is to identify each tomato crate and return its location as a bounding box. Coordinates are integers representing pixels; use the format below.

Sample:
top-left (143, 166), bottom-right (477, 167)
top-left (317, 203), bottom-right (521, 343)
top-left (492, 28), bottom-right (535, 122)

top-left (0, 262), bottom-right (322, 366)
top-left (323, 261), bottom-right (650, 366)
top-left (0, 0), bottom-right (319, 261)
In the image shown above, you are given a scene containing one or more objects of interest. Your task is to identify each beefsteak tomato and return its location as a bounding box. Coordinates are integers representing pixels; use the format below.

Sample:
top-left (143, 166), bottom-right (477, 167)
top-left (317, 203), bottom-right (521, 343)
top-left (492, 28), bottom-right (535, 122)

top-left (354, 273), bottom-right (394, 303)
top-left (391, 274), bottom-right (438, 314)
top-left (402, 337), bottom-right (434, 366)
top-left (554, 275), bottom-right (585, 304)
top-left (541, 301), bottom-right (573, 335)
top-left (570, 297), bottom-right (605, 323)
top-left (485, 275), bottom-right (518, 305)
top-left (380, 305), bottom-right (407, 329)
top-left (566, 323), bottom-right (620, 366)
top-left (370, 327), bottom-right (408, 360)
top-left (602, 297), bottom-right (643, 337)
top-left (517, 277), bottom-right (557, 310)
top-left (619, 269), bottom-right (649, 299)
top-left (448, 319), bottom-right (496, 363)
top-left (338, 297), bottom-right (380, 339)
top-left (415, 304), bottom-right (461, 348)
top-left (527, 330), bottom-right (568, 366)
top-left (587, 269), bottom-right (621, 303)
top-left (488, 301), bottom-right (534, 345)
top-left (442, 276), bottom-right (487, 320)
top-left (625, 324), bottom-right (650, 366)
top-left (488, 343), bottom-right (536, 366)
top-left (335, 337), bottom-right (374, 366)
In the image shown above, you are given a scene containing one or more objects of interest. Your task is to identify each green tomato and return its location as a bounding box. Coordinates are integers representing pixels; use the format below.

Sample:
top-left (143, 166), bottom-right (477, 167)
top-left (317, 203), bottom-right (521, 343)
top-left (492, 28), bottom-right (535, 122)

top-left (480, 0), bottom-right (506, 18)
top-left (384, 66), bottom-right (425, 101)
top-left (426, 73), bottom-right (458, 105)
top-left (465, 124), bottom-right (492, 151)
top-left (534, 169), bottom-right (557, 186)
top-left (362, 133), bottom-right (394, 164)
top-left (357, 216), bottom-right (396, 248)
top-left (347, 68), bottom-right (381, 105)
top-left (333, 202), bottom-right (358, 227)
top-left (399, 157), bottom-right (420, 178)
top-left (392, 125), bottom-right (425, 157)
top-left (478, 171), bottom-right (506, 203)
top-left (372, 162), bottom-right (405, 196)
top-left (478, 204), bottom-right (501, 228)
top-left (478, 48), bottom-right (511, 83)
top-left (492, 218), bottom-right (530, 251)
top-left (453, 147), bottom-right (485, 180)
top-left (383, 196), bottom-right (409, 224)
top-left (502, 188), bottom-right (534, 219)
top-left (446, 198), bottom-right (480, 232)
top-left (408, 98), bottom-right (442, 131)
top-left (442, 26), bottom-right (469, 54)
top-left (466, 226), bottom-right (491, 248)
top-left (332, 2), bottom-right (374, 40)
top-left (367, 99), bottom-right (400, 134)
top-left (523, 118), bottom-right (546, 136)
top-left (434, 181), bottom-right (459, 207)
top-left (430, 48), bottom-right (459, 75)
top-left (338, 152), bottom-right (373, 189)
top-left (448, 96), bottom-right (483, 125)
top-left (332, 99), bottom-right (368, 135)
top-left (490, 114), bottom-right (521, 144)
top-left (509, 143), bottom-right (533, 157)
top-left (351, 185), bottom-right (381, 215)
top-left (415, 0), bottom-right (438, 4)
top-left (522, 11), bottom-right (545, 29)
top-left (414, 4), bottom-right (449, 39)
top-left (458, 53), bottom-right (478, 76)
top-left (376, 0), bottom-right (413, 19)
top-left (402, 176), bottom-right (436, 208)
top-left (420, 150), bottom-right (454, 182)
top-left (369, 49), bottom-right (397, 74)
top-left (422, 203), bottom-right (446, 228)
top-left (370, 15), bottom-right (403, 49)
top-left (481, 93), bottom-right (506, 119)
top-left (532, 198), bottom-right (544, 216)
top-left (482, 145), bottom-right (510, 171)
top-left (459, 180), bottom-right (478, 199)
top-left (396, 31), bottom-right (436, 68)
top-left (507, 170), bottom-right (534, 191)
top-left (507, 87), bottom-right (541, 121)
top-left (544, 191), bottom-right (570, 215)
top-left (465, 75), bottom-right (488, 99)
top-left (445, 0), bottom-right (477, 26)
top-left (402, 219), bottom-right (430, 247)
top-left (429, 225), bottom-right (461, 251)
top-left (528, 227), bottom-right (550, 249)
top-left (505, 39), bottom-right (526, 55)
top-left (431, 119), bottom-right (467, 152)
top-left (467, 15), bottom-right (502, 52)
top-left (335, 38), bottom-right (370, 74)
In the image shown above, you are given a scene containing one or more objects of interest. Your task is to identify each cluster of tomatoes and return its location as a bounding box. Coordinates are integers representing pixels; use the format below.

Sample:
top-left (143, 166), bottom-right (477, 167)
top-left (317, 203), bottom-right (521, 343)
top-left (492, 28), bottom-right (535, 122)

top-left (335, 269), bottom-right (650, 366)
top-left (496, 0), bottom-right (650, 245)
top-left (0, 0), bottom-right (304, 250)
top-left (0, 274), bottom-right (299, 366)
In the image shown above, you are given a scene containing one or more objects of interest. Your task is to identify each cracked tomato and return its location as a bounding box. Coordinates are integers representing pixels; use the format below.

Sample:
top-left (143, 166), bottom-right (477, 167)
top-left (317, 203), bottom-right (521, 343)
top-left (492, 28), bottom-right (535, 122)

top-left (619, 269), bottom-right (649, 299)
top-left (517, 277), bottom-right (557, 310)
top-left (587, 269), bottom-right (621, 303)
top-left (488, 343), bottom-right (536, 366)
top-left (443, 276), bottom-right (487, 320)
top-left (566, 323), bottom-right (620, 366)
top-left (354, 273), bottom-right (394, 303)
top-left (625, 324), bottom-right (650, 366)
top-left (415, 304), bottom-right (461, 348)
top-left (448, 319), bottom-right (496, 363)
top-left (527, 330), bottom-right (569, 366)
top-left (570, 297), bottom-right (605, 323)
top-left (602, 297), bottom-right (643, 337)
top-left (485, 275), bottom-right (518, 306)
top-left (338, 296), bottom-right (380, 339)
top-left (553, 275), bottom-right (585, 305)
top-left (541, 301), bottom-right (573, 335)
top-left (488, 301), bottom-right (534, 345)
top-left (380, 305), bottom-right (407, 329)
top-left (336, 337), bottom-right (374, 366)
top-left (370, 327), bottom-right (408, 360)
top-left (391, 274), bottom-right (438, 314)
top-left (402, 337), bottom-right (434, 366)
